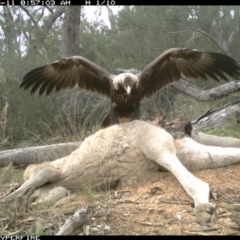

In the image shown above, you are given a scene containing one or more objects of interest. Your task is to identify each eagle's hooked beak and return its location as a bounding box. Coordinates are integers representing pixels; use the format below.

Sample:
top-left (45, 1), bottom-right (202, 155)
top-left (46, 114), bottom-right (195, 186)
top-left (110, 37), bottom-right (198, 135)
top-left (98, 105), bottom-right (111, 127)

top-left (126, 86), bottom-right (131, 95)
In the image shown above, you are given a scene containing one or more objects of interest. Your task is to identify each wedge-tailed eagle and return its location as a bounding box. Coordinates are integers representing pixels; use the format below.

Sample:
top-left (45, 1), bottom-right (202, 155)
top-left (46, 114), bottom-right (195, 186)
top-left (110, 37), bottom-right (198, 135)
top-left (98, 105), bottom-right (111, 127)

top-left (20, 48), bottom-right (240, 126)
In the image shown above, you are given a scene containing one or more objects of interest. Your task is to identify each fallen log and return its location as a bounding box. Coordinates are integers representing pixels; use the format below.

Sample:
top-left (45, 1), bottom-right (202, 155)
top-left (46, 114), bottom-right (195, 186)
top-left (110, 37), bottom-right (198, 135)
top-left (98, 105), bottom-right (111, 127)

top-left (0, 142), bottom-right (81, 168)
top-left (191, 99), bottom-right (240, 129)
top-left (172, 79), bottom-right (240, 102)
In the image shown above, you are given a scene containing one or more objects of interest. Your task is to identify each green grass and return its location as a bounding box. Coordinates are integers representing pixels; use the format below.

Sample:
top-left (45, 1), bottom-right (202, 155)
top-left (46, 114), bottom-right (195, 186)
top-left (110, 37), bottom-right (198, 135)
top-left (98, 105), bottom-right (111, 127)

top-left (82, 187), bottom-right (97, 203)
top-left (0, 165), bottom-right (24, 187)
top-left (201, 126), bottom-right (240, 138)
top-left (34, 221), bottom-right (50, 236)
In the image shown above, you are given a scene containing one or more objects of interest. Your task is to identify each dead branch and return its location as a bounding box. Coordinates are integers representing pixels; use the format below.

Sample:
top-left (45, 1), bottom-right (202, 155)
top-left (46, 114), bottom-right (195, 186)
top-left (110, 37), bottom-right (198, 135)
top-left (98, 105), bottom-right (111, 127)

top-left (158, 199), bottom-right (194, 206)
top-left (135, 221), bottom-right (163, 227)
top-left (0, 142), bottom-right (81, 168)
top-left (191, 100), bottom-right (240, 129)
top-left (172, 79), bottom-right (240, 101)
top-left (55, 207), bottom-right (87, 235)
top-left (184, 231), bottom-right (210, 235)
top-left (188, 227), bottom-right (221, 232)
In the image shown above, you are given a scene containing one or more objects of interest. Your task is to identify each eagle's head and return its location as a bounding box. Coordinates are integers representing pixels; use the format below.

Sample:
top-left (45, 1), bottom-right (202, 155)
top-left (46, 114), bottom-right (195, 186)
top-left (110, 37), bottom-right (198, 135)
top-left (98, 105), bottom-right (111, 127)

top-left (113, 73), bottom-right (139, 95)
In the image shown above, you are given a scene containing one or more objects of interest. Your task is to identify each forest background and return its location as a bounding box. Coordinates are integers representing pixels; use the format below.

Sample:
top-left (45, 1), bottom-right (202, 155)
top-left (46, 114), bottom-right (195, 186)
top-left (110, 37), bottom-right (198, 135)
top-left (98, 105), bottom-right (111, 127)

top-left (0, 6), bottom-right (240, 150)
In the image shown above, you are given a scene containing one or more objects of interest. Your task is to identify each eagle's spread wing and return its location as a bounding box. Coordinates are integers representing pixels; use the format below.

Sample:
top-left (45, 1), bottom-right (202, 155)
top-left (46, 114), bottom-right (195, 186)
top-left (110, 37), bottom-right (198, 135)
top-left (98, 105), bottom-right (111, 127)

top-left (20, 56), bottom-right (114, 96)
top-left (137, 48), bottom-right (240, 98)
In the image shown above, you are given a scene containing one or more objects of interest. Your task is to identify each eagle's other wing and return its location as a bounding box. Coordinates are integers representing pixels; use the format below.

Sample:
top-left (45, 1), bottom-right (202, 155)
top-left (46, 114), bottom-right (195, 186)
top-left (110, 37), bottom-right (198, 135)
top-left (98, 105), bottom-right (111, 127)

top-left (20, 56), bottom-right (114, 96)
top-left (137, 48), bottom-right (240, 98)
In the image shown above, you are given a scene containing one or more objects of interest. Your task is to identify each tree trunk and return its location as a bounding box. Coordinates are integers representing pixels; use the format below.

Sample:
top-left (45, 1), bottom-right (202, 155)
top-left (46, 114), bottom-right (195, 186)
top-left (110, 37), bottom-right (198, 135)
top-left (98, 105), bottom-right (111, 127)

top-left (60, 6), bottom-right (81, 58)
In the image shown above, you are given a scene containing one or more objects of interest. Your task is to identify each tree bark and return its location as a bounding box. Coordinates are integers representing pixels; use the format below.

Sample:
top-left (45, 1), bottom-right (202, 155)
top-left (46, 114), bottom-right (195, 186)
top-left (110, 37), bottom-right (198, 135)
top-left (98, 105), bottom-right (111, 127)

top-left (172, 79), bottom-right (240, 102)
top-left (191, 100), bottom-right (240, 129)
top-left (55, 208), bottom-right (87, 235)
top-left (60, 6), bottom-right (81, 58)
top-left (0, 142), bottom-right (81, 168)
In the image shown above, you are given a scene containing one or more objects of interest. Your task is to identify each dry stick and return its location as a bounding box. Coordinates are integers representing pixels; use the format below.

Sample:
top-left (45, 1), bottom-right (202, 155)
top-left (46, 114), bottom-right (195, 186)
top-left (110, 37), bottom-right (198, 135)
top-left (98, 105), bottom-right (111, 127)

top-left (187, 227), bottom-right (220, 232)
top-left (184, 231), bottom-right (210, 236)
top-left (218, 194), bottom-right (234, 204)
top-left (220, 203), bottom-right (240, 212)
top-left (55, 207), bottom-right (88, 235)
top-left (158, 199), bottom-right (194, 206)
top-left (0, 183), bottom-right (22, 199)
top-left (135, 221), bottom-right (163, 227)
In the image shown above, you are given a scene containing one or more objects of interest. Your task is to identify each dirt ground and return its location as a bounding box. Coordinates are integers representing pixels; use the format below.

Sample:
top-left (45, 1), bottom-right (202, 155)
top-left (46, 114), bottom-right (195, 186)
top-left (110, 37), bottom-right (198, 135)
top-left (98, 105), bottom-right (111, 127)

top-left (84, 166), bottom-right (240, 235)
top-left (58, 163), bottom-right (240, 235)
top-left (1, 163), bottom-right (240, 235)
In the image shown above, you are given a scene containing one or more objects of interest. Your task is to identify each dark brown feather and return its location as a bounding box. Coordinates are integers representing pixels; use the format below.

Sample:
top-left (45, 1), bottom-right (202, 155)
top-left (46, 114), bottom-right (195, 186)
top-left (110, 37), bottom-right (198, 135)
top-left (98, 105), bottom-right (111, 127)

top-left (20, 48), bottom-right (240, 127)
top-left (20, 56), bottom-right (113, 96)
top-left (138, 48), bottom-right (240, 98)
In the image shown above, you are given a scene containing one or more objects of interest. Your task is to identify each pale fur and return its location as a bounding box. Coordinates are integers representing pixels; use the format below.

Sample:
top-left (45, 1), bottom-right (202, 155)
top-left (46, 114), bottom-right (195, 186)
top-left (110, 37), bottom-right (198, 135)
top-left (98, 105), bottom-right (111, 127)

top-left (3, 120), bottom-right (240, 222)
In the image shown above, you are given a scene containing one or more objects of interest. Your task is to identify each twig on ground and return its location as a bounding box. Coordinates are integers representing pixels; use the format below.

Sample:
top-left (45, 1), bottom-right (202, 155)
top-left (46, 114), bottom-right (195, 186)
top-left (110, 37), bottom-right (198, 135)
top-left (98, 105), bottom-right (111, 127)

top-left (158, 199), bottom-right (193, 206)
top-left (55, 206), bottom-right (88, 235)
